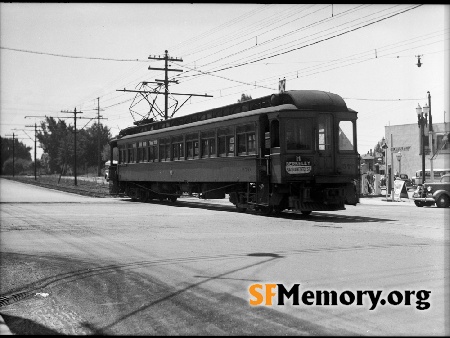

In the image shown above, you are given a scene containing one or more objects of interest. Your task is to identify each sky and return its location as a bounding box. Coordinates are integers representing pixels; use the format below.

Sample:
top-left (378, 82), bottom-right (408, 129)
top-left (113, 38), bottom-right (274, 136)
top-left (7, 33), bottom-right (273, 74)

top-left (1, 3), bottom-right (449, 161)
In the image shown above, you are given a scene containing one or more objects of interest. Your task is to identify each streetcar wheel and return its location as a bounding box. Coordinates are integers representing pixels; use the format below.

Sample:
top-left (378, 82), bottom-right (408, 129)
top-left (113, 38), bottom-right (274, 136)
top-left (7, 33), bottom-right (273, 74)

top-left (169, 196), bottom-right (178, 203)
top-left (138, 191), bottom-right (148, 203)
top-left (273, 206), bottom-right (283, 215)
top-left (301, 211), bottom-right (312, 216)
top-left (236, 206), bottom-right (247, 213)
top-left (435, 195), bottom-right (449, 208)
top-left (260, 206), bottom-right (273, 216)
top-left (414, 201), bottom-right (424, 207)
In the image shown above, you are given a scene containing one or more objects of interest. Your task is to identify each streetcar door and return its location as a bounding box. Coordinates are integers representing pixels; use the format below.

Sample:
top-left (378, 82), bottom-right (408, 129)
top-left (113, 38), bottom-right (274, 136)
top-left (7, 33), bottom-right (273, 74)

top-left (269, 119), bottom-right (282, 184)
top-left (316, 114), bottom-right (334, 174)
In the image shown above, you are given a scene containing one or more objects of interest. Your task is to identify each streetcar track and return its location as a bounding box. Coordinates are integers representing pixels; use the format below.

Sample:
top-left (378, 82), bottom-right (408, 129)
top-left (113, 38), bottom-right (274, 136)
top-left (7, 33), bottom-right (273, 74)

top-left (1, 241), bottom-right (444, 308)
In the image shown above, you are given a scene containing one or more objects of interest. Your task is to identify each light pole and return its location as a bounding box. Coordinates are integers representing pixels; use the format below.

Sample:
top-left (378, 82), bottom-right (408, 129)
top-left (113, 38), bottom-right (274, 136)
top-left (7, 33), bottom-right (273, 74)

top-left (381, 138), bottom-right (388, 199)
top-left (416, 103), bottom-right (430, 184)
top-left (396, 151), bottom-right (402, 175)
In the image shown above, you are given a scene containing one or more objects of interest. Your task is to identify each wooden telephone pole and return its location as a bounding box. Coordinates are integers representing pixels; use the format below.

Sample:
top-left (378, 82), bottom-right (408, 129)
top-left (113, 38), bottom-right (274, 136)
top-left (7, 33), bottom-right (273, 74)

top-left (24, 124), bottom-right (39, 180)
top-left (148, 50), bottom-right (183, 120)
top-left (117, 50), bottom-right (212, 121)
top-left (61, 108), bottom-right (83, 185)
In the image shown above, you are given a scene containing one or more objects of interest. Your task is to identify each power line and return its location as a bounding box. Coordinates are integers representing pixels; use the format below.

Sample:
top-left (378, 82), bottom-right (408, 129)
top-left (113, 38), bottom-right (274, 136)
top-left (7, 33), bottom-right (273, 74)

top-left (0, 47), bottom-right (148, 62)
top-left (194, 5), bottom-right (423, 76)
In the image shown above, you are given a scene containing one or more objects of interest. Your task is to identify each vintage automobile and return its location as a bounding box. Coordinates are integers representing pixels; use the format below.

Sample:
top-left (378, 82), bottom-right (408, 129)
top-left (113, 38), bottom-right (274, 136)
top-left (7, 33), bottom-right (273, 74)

top-left (412, 174), bottom-right (450, 208)
top-left (394, 173), bottom-right (413, 187)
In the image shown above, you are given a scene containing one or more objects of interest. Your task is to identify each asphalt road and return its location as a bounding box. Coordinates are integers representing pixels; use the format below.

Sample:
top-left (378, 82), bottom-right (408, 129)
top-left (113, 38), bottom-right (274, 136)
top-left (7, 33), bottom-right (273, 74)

top-left (0, 178), bottom-right (448, 335)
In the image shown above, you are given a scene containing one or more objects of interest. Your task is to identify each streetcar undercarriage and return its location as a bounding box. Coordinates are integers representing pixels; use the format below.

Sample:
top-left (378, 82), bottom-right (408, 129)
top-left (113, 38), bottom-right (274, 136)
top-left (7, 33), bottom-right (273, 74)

top-left (112, 178), bottom-right (351, 215)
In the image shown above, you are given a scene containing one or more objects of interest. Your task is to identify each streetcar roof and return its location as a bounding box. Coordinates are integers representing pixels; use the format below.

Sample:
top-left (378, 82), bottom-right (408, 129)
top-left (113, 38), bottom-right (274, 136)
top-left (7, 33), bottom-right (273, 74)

top-left (113, 90), bottom-right (357, 143)
top-left (117, 103), bottom-right (297, 141)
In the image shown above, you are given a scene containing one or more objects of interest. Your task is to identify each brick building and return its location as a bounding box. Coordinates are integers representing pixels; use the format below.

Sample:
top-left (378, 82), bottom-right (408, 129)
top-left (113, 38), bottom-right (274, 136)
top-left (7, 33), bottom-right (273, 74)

top-left (384, 122), bottom-right (450, 186)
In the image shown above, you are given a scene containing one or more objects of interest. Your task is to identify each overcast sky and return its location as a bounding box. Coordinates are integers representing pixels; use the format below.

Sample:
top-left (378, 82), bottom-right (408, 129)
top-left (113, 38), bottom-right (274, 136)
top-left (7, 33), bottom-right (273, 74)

top-left (1, 3), bottom-right (449, 160)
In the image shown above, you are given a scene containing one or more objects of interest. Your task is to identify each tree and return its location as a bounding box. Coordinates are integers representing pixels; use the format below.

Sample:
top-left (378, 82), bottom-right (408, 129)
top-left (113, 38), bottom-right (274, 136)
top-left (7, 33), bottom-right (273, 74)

top-left (373, 137), bottom-right (386, 156)
top-left (37, 117), bottom-right (70, 173)
top-left (374, 140), bottom-right (383, 154)
top-left (0, 136), bottom-right (32, 175)
top-left (238, 93), bottom-right (252, 103)
top-left (101, 143), bottom-right (119, 162)
top-left (37, 117), bottom-right (111, 174)
top-left (2, 158), bottom-right (31, 175)
top-left (79, 123), bottom-right (111, 168)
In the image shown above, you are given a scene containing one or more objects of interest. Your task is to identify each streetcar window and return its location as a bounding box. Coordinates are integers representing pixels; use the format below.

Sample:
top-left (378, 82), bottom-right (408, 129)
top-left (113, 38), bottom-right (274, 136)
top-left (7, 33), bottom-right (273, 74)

top-left (228, 136), bottom-right (235, 154)
top-left (201, 131), bottom-right (216, 158)
top-left (142, 141), bottom-right (148, 162)
top-left (128, 143), bottom-right (136, 163)
top-left (237, 124), bottom-right (256, 156)
top-left (186, 133), bottom-right (199, 159)
top-left (159, 138), bottom-right (170, 161)
top-left (172, 135), bottom-right (184, 161)
top-left (118, 144), bottom-right (125, 164)
top-left (285, 119), bottom-right (313, 151)
top-left (148, 140), bottom-right (158, 162)
top-left (318, 114), bottom-right (332, 151)
top-left (338, 120), bottom-right (355, 151)
top-left (270, 120), bottom-right (280, 148)
top-left (137, 141), bottom-right (143, 163)
top-left (237, 134), bottom-right (246, 154)
top-left (218, 127), bottom-right (235, 157)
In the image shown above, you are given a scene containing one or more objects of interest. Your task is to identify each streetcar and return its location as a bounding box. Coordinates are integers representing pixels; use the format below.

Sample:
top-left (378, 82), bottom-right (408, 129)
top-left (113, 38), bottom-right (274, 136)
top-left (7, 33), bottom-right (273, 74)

top-left (108, 90), bottom-right (359, 215)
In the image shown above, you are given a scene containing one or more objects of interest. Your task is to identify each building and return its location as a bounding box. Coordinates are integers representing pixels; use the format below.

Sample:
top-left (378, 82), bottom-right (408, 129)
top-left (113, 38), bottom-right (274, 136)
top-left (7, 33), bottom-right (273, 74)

top-left (384, 122), bottom-right (450, 186)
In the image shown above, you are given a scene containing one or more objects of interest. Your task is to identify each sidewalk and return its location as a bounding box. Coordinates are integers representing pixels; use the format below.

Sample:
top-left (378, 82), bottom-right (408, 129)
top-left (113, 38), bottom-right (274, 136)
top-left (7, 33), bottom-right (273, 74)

top-left (0, 314), bottom-right (12, 335)
top-left (358, 189), bottom-right (416, 206)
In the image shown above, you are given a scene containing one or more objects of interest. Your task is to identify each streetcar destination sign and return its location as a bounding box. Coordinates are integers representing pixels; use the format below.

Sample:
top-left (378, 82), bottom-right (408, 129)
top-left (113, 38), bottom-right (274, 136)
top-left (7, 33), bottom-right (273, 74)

top-left (286, 161), bottom-right (312, 174)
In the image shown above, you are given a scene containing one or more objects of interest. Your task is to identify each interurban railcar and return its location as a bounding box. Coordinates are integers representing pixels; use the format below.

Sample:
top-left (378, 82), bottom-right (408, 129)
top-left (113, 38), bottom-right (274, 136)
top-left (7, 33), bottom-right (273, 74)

top-left (108, 90), bottom-right (359, 215)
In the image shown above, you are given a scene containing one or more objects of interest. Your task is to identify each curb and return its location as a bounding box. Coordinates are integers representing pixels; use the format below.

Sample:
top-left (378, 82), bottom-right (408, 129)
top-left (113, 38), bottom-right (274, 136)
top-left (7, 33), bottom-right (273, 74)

top-left (0, 314), bottom-right (13, 335)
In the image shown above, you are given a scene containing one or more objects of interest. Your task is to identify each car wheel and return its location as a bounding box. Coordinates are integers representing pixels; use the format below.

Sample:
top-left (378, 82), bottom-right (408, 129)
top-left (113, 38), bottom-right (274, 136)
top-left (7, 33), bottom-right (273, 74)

top-left (414, 201), bottom-right (424, 207)
top-left (435, 194), bottom-right (450, 208)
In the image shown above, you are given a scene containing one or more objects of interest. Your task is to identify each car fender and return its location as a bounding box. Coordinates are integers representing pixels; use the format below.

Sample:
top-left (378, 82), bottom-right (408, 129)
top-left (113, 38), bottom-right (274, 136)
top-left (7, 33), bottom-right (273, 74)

top-left (433, 190), bottom-right (450, 200)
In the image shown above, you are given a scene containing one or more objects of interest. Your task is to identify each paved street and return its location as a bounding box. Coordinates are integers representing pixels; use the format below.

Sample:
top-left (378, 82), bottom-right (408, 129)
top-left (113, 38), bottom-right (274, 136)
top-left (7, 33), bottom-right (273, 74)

top-left (0, 178), bottom-right (448, 335)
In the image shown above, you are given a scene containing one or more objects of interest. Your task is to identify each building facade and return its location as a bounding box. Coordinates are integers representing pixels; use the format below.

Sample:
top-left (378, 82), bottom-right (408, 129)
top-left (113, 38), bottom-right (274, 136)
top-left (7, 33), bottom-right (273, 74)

top-left (384, 122), bottom-right (450, 186)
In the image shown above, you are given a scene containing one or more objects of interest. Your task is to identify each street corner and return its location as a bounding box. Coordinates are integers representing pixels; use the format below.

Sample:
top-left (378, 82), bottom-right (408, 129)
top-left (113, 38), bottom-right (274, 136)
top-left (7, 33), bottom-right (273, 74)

top-left (0, 314), bottom-right (13, 335)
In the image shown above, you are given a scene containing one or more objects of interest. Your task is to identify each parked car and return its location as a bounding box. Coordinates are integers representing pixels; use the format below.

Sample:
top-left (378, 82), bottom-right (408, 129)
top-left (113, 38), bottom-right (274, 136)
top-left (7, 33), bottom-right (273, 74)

top-left (412, 174), bottom-right (450, 208)
top-left (394, 173), bottom-right (413, 187)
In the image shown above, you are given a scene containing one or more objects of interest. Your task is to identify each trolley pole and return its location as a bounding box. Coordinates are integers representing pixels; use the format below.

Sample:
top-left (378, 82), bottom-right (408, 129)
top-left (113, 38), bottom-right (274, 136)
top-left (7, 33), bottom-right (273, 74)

top-left (61, 108), bottom-right (83, 186)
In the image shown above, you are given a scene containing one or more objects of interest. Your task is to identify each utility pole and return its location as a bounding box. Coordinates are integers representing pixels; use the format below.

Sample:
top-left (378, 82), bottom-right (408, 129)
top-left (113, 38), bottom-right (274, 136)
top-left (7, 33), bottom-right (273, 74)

top-left (97, 97), bottom-right (101, 177)
top-left (24, 123), bottom-right (39, 180)
top-left (118, 50), bottom-right (212, 121)
top-left (148, 50), bottom-right (184, 120)
top-left (427, 91), bottom-right (434, 182)
top-left (13, 133), bottom-right (15, 177)
top-left (61, 108), bottom-right (83, 186)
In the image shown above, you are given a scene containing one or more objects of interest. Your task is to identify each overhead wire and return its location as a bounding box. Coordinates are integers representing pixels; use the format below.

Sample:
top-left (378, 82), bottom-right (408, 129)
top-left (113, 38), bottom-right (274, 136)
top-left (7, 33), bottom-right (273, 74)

top-left (3, 4), bottom-right (439, 127)
top-left (189, 4), bottom-right (423, 76)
